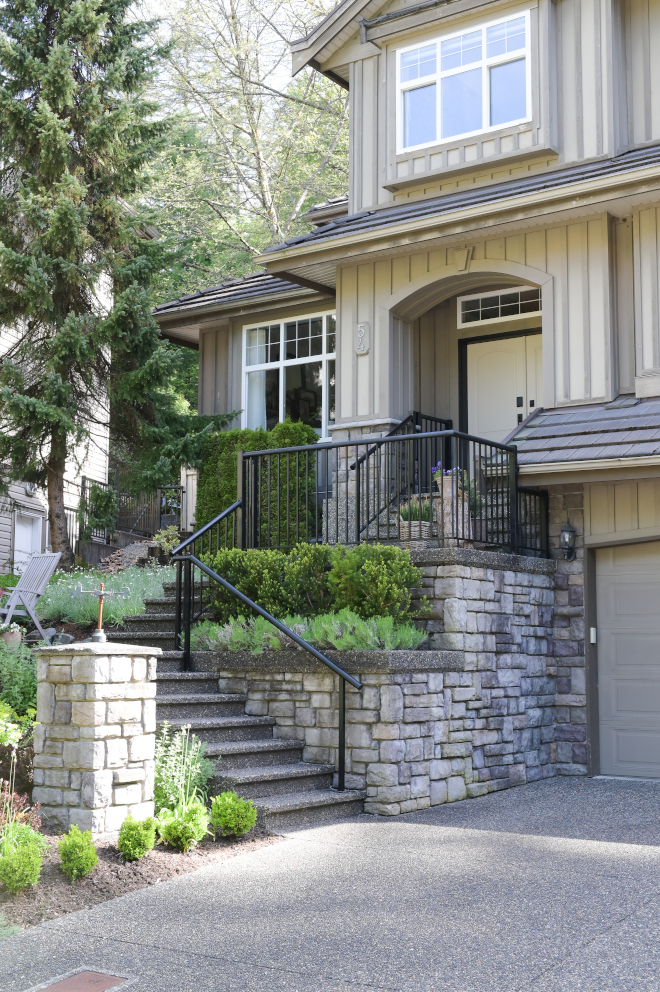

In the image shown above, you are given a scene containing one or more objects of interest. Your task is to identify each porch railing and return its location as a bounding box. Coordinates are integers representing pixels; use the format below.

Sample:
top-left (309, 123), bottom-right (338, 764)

top-left (239, 429), bottom-right (547, 556)
top-left (78, 478), bottom-right (184, 543)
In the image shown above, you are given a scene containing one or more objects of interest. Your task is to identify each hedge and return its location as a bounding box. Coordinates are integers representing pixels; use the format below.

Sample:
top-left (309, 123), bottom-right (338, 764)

top-left (194, 420), bottom-right (319, 543)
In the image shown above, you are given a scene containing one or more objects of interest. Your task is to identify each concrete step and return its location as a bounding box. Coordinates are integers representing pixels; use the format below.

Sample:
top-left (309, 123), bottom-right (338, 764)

top-left (156, 652), bottom-right (185, 674)
top-left (204, 738), bottom-right (305, 769)
top-left (142, 597), bottom-right (178, 616)
top-left (122, 613), bottom-right (177, 633)
top-left (108, 630), bottom-right (176, 650)
top-left (156, 693), bottom-right (246, 719)
top-left (160, 715), bottom-right (276, 743)
top-left (254, 789), bottom-right (366, 832)
top-left (215, 762), bottom-right (335, 799)
top-left (156, 672), bottom-right (220, 695)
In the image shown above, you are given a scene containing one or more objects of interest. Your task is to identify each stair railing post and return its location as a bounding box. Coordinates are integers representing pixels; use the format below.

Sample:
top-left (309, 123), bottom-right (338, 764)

top-left (338, 676), bottom-right (345, 791)
top-left (174, 558), bottom-right (182, 653)
top-left (182, 557), bottom-right (192, 671)
top-left (509, 446), bottom-right (519, 555)
top-left (236, 449), bottom-right (244, 550)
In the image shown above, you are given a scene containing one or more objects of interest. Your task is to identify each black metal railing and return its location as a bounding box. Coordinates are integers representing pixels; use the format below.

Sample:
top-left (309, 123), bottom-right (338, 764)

top-left (79, 478), bottom-right (184, 543)
top-left (170, 548), bottom-right (362, 791)
top-left (517, 486), bottom-right (549, 558)
top-left (241, 429), bottom-right (527, 552)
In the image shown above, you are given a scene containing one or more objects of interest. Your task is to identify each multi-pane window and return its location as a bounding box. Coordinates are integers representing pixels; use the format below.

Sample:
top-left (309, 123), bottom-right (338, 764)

top-left (398, 12), bottom-right (531, 152)
top-left (244, 313), bottom-right (336, 435)
top-left (457, 287), bottom-right (541, 327)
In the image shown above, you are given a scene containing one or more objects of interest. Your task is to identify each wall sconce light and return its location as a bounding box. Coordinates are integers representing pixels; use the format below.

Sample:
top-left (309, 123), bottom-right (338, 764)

top-left (559, 522), bottom-right (576, 560)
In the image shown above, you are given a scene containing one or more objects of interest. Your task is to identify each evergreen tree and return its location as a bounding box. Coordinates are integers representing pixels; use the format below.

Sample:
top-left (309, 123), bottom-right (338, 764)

top-left (0, 0), bottom-right (184, 569)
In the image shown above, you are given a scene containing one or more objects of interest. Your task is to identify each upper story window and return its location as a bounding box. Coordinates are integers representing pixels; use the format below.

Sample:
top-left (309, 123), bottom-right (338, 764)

top-left (397, 12), bottom-right (531, 152)
top-left (243, 313), bottom-right (336, 436)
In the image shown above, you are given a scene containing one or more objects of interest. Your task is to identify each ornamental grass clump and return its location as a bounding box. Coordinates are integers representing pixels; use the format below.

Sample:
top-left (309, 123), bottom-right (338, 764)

top-left (210, 792), bottom-right (257, 838)
top-left (117, 815), bottom-right (157, 861)
top-left (58, 825), bottom-right (98, 882)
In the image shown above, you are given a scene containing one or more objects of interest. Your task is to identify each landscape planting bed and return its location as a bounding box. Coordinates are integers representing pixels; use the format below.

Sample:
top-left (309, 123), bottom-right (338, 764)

top-left (1, 829), bottom-right (279, 930)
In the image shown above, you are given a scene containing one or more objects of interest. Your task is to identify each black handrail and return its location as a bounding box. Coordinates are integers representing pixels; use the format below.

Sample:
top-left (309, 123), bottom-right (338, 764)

top-left (171, 499), bottom-right (242, 556)
top-left (171, 552), bottom-right (362, 791)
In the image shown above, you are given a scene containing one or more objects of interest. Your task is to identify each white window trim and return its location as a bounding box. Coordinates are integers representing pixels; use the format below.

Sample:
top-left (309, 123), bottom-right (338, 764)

top-left (456, 286), bottom-right (542, 328)
top-left (241, 311), bottom-right (336, 437)
top-left (396, 10), bottom-right (532, 155)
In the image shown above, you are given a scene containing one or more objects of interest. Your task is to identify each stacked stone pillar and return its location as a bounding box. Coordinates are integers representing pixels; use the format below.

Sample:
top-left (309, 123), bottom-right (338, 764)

top-left (34, 643), bottom-right (160, 836)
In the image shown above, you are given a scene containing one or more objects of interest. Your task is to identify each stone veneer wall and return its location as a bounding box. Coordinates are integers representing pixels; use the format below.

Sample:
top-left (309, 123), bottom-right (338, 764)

top-left (34, 644), bottom-right (160, 836)
top-left (205, 547), bottom-right (559, 815)
top-left (547, 482), bottom-right (587, 775)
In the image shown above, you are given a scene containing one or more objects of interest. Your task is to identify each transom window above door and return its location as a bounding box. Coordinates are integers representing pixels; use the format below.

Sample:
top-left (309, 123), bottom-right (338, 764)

top-left (243, 313), bottom-right (336, 436)
top-left (397, 12), bottom-right (531, 152)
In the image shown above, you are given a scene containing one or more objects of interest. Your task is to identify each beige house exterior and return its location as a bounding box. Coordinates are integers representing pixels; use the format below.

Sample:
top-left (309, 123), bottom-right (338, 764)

top-left (155, 0), bottom-right (660, 783)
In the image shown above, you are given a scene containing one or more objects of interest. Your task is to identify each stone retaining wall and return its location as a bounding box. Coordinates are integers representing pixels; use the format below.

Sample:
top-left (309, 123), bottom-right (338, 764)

top-left (34, 643), bottom-right (160, 836)
top-left (204, 545), bottom-right (559, 816)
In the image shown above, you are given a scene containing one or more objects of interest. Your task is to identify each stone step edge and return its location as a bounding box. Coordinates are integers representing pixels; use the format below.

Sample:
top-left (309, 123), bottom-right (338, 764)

top-left (217, 762), bottom-right (335, 785)
top-left (204, 739), bottom-right (303, 757)
top-left (254, 788), bottom-right (366, 814)
top-left (157, 715), bottom-right (276, 729)
top-left (156, 693), bottom-right (244, 705)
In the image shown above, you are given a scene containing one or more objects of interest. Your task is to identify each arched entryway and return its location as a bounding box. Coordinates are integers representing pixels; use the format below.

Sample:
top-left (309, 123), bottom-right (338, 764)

top-left (377, 258), bottom-right (554, 443)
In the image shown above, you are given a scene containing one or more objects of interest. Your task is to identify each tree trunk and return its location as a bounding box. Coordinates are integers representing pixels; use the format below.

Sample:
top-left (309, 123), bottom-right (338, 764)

top-left (47, 432), bottom-right (75, 571)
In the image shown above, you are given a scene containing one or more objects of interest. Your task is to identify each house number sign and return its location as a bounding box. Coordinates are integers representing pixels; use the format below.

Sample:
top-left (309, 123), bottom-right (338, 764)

top-left (355, 321), bottom-right (370, 354)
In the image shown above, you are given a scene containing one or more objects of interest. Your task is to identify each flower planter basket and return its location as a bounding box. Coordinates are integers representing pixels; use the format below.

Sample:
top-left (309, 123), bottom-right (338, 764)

top-left (398, 516), bottom-right (432, 540)
top-left (1, 630), bottom-right (22, 648)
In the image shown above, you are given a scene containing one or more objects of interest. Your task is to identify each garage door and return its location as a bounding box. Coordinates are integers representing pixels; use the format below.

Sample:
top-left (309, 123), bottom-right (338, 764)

top-left (597, 541), bottom-right (660, 778)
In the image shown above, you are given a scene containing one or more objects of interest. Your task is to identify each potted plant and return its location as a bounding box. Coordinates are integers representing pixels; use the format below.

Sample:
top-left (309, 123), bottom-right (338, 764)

top-left (432, 465), bottom-right (472, 540)
top-left (0, 621), bottom-right (22, 648)
top-left (399, 495), bottom-right (432, 539)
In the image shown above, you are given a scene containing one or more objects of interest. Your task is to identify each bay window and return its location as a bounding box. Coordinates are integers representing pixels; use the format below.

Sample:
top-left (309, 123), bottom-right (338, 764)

top-left (398, 12), bottom-right (531, 152)
top-left (244, 313), bottom-right (336, 435)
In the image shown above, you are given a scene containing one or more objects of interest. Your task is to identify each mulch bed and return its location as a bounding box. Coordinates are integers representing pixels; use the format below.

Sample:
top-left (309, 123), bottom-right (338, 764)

top-left (0, 829), bottom-right (280, 930)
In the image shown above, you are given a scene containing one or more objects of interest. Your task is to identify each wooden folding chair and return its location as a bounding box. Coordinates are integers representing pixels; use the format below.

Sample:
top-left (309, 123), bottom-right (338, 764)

top-left (0, 552), bottom-right (61, 639)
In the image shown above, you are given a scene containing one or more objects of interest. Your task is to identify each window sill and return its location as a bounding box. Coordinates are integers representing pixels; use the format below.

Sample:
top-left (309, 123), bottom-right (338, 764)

top-left (385, 139), bottom-right (557, 192)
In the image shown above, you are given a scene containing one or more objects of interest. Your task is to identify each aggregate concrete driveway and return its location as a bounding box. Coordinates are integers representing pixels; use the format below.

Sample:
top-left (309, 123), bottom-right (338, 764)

top-left (3, 777), bottom-right (660, 992)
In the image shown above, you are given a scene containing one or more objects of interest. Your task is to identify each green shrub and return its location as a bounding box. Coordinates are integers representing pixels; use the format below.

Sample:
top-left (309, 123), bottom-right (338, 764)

top-left (0, 841), bottom-right (44, 893)
top-left (204, 548), bottom-right (290, 623)
top-left (78, 483), bottom-right (119, 541)
top-left (0, 643), bottom-right (37, 716)
top-left (210, 792), bottom-right (257, 837)
top-left (329, 545), bottom-right (421, 620)
top-left (195, 420), bottom-right (319, 540)
top-left (158, 800), bottom-right (209, 852)
top-left (58, 825), bottom-right (98, 882)
top-left (117, 815), bottom-right (157, 861)
top-left (0, 823), bottom-right (48, 894)
top-left (154, 724), bottom-right (214, 814)
top-left (154, 526), bottom-right (180, 554)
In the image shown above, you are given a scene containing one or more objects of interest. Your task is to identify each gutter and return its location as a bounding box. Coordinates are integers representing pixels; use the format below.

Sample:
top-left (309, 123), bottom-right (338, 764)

top-left (359, 0), bottom-right (457, 41)
top-left (519, 455), bottom-right (660, 475)
top-left (257, 161), bottom-right (660, 265)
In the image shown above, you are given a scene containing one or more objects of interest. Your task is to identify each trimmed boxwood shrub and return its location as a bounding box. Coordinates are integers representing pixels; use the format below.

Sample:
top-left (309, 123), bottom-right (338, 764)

top-left (210, 792), bottom-right (257, 837)
top-left (201, 543), bottom-right (421, 624)
top-left (118, 815), bottom-right (157, 861)
top-left (58, 825), bottom-right (98, 882)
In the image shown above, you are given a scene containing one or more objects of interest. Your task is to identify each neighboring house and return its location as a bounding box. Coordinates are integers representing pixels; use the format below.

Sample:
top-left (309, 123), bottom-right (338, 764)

top-left (154, 0), bottom-right (660, 783)
top-left (0, 324), bottom-right (109, 571)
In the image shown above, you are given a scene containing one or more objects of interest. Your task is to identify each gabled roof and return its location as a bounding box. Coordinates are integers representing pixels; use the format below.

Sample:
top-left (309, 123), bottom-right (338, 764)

top-left (510, 397), bottom-right (660, 466)
top-left (261, 143), bottom-right (660, 259)
top-left (291, 0), bottom-right (384, 78)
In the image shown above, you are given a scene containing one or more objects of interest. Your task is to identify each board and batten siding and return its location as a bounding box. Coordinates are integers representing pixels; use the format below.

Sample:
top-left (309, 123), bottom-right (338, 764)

top-left (585, 479), bottom-right (660, 546)
top-left (339, 0), bottom-right (647, 211)
top-left (334, 214), bottom-right (625, 425)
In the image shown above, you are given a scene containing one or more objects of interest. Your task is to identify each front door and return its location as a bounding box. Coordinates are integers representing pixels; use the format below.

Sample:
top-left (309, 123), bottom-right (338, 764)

top-left (467, 333), bottom-right (541, 443)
